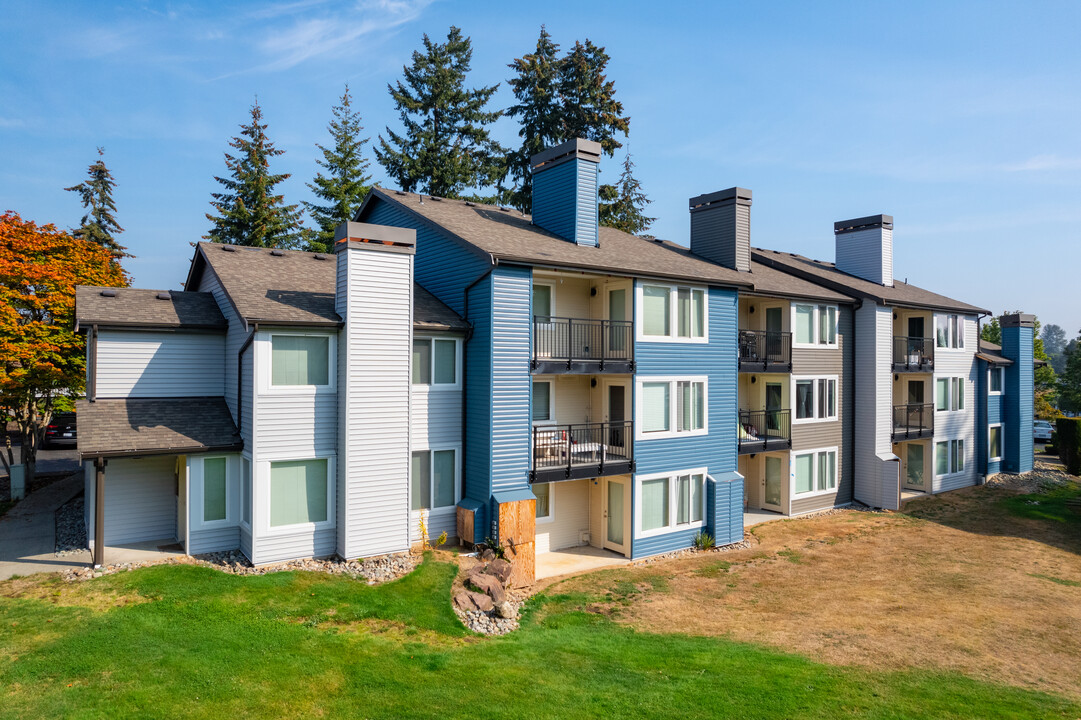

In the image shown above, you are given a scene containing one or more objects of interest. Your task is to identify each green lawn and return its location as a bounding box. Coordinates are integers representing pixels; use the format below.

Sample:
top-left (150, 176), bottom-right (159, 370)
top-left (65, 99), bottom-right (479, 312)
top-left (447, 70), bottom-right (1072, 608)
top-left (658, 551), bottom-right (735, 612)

top-left (1002, 480), bottom-right (1081, 526)
top-left (1, 555), bottom-right (1077, 719)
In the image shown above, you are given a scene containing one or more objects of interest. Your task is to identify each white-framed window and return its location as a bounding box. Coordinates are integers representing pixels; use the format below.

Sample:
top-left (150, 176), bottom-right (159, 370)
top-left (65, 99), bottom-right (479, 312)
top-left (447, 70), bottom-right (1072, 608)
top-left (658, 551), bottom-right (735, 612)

top-left (935, 314), bottom-right (965, 349)
top-left (200, 455), bottom-right (230, 526)
top-left (935, 377), bottom-right (966, 412)
top-left (534, 482), bottom-right (552, 522)
top-left (637, 282), bottom-right (707, 342)
top-left (935, 439), bottom-right (965, 477)
top-left (266, 457), bottom-right (333, 531)
top-left (635, 468), bottom-right (706, 537)
top-left (411, 447), bottom-right (459, 512)
top-left (792, 304), bottom-right (838, 348)
top-left (792, 375), bottom-right (838, 423)
top-left (636, 377), bottom-right (708, 439)
top-left (989, 367), bottom-right (1004, 395)
top-left (988, 425), bottom-right (1002, 462)
top-left (241, 455), bottom-right (252, 528)
top-left (271, 333), bottom-right (331, 387)
top-left (532, 379), bottom-right (553, 424)
top-left (412, 337), bottom-right (459, 388)
top-left (792, 447), bottom-right (838, 496)
top-left (533, 281), bottom-right (554, 321)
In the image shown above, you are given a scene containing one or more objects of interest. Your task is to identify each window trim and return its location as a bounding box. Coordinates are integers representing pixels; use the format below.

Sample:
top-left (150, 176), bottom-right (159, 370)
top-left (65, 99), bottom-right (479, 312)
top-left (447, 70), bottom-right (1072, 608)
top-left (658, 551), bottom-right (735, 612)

top-left (410, 444), bottom-right (461, 515)
top-left (791, 446), bottom-right (839, 498)
top-left (791, 303), bottom-right (839, 349)
top-left (260, 454), bottom-right (336, 536)
top-left (532, 279), bottom-right (556, 321)
top-left (790, 374), bottom-right (839, 425)
top-left (240, 453), bottom-right (252, 531)
top-left (934, 375), bottom-right (969, 413)
top-left (988, 424), bottom-right (1003, 463)
top-left (534, 481), bottom-right (554, 524)
top-left (261, 331), bottom-right (336, 395)
top-left (934, 439), bottom-right (966, 478)
top-left (531, 378), bottom-right (555, 425)
top-left (635, 376), bottom-right (709, 440)
top-left (988, 367), bottom-right (1004, 396)
top-left (635, 281), bottom-right (709, 344)
top-left (412, 336), bottom-right (461, 390)
top-left (935, 314), bottom-right (967, 351)
top-left (634, 467), bottom-right (708, 539)
top-left (195, 454), bottom-right (234, 530)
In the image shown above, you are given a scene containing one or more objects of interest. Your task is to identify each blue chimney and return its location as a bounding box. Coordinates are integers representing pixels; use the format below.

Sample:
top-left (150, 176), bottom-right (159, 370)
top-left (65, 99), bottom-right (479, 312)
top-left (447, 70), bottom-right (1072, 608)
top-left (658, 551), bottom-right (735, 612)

top-left (530, 138), bottom-right (601, 247)
top-left (1001, 313), bottom-right (1035, 474)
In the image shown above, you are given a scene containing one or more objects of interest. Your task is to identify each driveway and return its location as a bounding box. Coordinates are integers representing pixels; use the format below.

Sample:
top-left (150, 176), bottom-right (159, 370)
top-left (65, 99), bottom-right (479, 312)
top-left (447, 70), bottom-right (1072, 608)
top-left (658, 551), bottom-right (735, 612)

top-left (0, 470), bottom-right (89, 580)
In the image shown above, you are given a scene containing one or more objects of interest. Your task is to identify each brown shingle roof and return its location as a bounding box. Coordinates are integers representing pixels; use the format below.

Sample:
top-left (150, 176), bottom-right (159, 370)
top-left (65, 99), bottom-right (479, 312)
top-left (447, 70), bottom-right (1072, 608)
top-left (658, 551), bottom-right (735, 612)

top-left (362, 188), bottom-right (757, 288)
top-left (186, 243), bottom-right (468, 332)
top-left (743, 260), bottom-right (854, 303)
top-left (76, 286), bottom-right (227, 330)
top-left (76, 397), bottom-right (243, 459)
top-left (977, 339), bottom-right (1013, 365)
top-left (751, 248), bottom-right (989, 314)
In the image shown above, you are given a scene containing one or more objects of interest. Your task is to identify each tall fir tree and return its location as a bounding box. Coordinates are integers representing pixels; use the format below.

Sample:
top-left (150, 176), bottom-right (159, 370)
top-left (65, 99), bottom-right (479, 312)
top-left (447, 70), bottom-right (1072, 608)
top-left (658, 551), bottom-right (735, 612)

top-left (205, 100), bottom-right (303, 248)
top-left (505, 25), bottom-right (563, 212)
top-left (65, 147), bottom-right (129, 259)
top-left (303, 85), bottom-right (372, 253)
top-left (599, 151), bottom-right (655, 235)
top-left (557, 40), bottom-right (630, 156)
top-left (376, 26), bottom-right (506, 198)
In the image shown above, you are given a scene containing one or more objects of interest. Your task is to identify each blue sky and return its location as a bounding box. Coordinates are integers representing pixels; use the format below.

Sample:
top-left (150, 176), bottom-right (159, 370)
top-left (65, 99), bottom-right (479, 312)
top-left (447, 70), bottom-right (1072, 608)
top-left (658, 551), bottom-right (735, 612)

top-left (2, 1), bottom-right (1078, 336)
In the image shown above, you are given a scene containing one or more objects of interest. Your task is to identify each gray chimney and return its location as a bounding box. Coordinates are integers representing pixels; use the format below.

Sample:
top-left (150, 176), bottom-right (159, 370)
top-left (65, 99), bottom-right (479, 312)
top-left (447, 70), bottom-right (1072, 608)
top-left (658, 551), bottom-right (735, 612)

top-left (531, 138), bottom-right (602, 247)
top-left (688, 187), bottom-right (752, 272)
top-left (834, 214), bottom-right (893, 287)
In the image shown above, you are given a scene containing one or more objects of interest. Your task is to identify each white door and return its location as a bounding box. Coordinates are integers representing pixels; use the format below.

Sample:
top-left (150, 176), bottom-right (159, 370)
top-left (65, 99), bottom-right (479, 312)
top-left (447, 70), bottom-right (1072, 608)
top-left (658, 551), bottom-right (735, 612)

top-left (603, 477), bottom-right (630, 556)
top-left (762, 455), bottom-right (783, 512)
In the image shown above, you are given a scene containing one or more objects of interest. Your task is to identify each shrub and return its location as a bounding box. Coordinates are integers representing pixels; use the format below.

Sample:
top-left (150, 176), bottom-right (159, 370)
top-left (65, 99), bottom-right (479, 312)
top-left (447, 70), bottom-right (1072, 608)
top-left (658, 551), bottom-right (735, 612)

top-left (693, 531), bottom-right (715, 551)
top-left (1056, 418), bottom-right (1081, 475)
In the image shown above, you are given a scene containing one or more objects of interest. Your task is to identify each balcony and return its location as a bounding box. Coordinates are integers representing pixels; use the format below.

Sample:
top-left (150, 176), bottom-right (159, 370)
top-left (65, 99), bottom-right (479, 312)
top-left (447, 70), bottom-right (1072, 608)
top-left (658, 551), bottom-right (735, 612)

top-left (892, 403), bottom-right (934, 440)
top-left (892, 336), bottom-right (934, 372)
top-left (531, 421), bottom-right (634, 483)
top-left (532, 317), bottom-right (634, 374)
top-left (737, 409), bottom-right (791, 455)
top-left (738, 330), bottom-right (792, 373)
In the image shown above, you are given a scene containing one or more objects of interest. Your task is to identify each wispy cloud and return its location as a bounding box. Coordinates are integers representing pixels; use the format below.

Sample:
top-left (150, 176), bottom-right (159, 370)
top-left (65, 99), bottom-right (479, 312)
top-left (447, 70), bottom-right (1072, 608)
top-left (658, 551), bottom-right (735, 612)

top-left (0, 117), bottom-right (25, 128)
top-left (1004, 154), bottom-right (1081, 172)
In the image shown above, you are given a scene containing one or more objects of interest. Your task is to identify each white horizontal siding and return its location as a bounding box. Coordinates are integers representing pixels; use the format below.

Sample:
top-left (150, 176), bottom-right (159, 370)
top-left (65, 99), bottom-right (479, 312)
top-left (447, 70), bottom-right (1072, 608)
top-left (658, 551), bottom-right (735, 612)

top-left (96, 331), bottom-right (225, 398)
top-left (411, 388), bottom-right (462, 449)
top-left (255, 393), bottom-right (337, 460)
top-left (253, 528), bottom-right (336, 565)
top-left (536, 479), bottom-right (590, 554)
top-left (411, 508), bottom-right (458, 545)
top-left (932, 314), bottom-right (979, 492)
top-left (87, 456), bottom-right (177, 546)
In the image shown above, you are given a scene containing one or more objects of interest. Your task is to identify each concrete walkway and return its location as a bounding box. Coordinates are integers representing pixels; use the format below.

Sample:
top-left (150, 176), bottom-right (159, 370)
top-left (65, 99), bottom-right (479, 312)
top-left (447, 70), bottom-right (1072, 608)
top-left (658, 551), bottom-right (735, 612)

top-left (0, 471), bottom-right (87, 580)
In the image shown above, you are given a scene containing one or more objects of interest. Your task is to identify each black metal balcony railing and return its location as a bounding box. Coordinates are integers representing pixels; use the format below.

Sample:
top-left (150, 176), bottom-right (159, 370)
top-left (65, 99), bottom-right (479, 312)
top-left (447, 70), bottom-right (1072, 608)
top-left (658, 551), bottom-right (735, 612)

top-left (892, 336), bottom-right (934, 371)
top-left (531, 421), bottom-right (634, 483)
top-left (533, 317), bottom-right (634, 374)
top-left (892, 403), bottom-right (934, 440)
top-left (738, 330), bottom-right (792, 372)
top-left (737, 409), bottom-right (791, 455)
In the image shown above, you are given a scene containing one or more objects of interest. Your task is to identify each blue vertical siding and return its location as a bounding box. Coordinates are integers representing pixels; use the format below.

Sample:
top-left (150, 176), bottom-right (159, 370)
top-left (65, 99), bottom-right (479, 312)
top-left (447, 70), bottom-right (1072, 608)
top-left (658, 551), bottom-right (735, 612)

top-left (1002, 325), bottom-right (1034, 474)
top-left (532, 159), bottom-right (599, 247)
top-left (631, 284), bottom-right (740, 559)
top-left (463, 276), bottom-right (492, 541)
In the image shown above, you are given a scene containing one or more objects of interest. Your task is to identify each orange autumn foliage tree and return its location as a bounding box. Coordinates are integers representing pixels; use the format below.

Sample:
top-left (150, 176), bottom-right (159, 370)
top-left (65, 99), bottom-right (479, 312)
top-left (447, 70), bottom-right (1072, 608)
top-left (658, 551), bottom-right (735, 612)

top-left (0, 211), bottom-right (128, 483)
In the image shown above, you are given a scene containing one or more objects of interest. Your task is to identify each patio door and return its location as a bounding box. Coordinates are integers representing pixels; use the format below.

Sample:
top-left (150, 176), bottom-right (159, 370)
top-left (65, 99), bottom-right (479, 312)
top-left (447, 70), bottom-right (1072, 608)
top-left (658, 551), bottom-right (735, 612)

top-left (763, 455), bottom-right (783, 512)
top-left (606, 283), bottom-right (630, 357)
top-left (603, 477), bottom-right (629, 556)
top-left (904, 443), bottom-right (926, 490)
top-left (765, 306), bottom-right (783, 362)
top-left (765, 383), bottom-right (783, 434)
top-left (604, 380), bottom-right (629, 453)
top-left (908, 316), bottom-right (925, 358)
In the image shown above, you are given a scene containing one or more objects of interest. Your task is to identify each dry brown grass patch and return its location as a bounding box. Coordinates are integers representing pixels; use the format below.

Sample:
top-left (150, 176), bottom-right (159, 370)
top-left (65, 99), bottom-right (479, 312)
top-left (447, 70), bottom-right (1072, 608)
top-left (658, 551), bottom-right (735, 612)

top-left (0, 574), bottom-right (148, 612)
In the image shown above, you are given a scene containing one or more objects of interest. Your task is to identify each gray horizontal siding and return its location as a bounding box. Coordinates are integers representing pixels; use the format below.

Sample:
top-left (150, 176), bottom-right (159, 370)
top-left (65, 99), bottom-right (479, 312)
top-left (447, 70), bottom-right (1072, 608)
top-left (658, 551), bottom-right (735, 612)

top-left (252, 527), bottom-right (336, 565)
top-left (96, 330), bottom-right (225, 398)
top-left (188, 526), bottom-right (240, 555)
top-left (88, 456), bottom-right (177, 546)
top-left (240, 526), bottom-right (252, 560)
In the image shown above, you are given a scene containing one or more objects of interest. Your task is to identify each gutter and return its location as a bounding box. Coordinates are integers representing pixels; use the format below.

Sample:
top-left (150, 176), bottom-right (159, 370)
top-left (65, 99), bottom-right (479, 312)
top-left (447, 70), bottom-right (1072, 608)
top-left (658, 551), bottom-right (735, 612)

top-left (80, 442), bottom-right (246, 461)
top-left (237, 323), bottom-right (258, 441)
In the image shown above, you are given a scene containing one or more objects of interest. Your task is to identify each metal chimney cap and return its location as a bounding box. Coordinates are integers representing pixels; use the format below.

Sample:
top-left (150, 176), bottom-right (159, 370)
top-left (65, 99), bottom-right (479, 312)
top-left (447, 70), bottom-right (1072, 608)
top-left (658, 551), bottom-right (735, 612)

top-left (688, 187), bottom-right (752, 211)
top-left (530, 138), bottom-right (603, 171)
top-left (834, 214), bottom-right (894, 234)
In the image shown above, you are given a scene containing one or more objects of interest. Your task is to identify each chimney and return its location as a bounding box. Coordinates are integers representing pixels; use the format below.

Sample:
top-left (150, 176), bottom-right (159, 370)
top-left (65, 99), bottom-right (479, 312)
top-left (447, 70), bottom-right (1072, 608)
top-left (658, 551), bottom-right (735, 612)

top-left (834, 214), bottom-right (894, 286)
top-left (333, 221), bottom-right (416, 559)
top-left (688, 187), bottom-right (752, 272)
top-left (999, 313), bottom-right (1036, 475)
top-left (530, 138), bottom-right (601, 247)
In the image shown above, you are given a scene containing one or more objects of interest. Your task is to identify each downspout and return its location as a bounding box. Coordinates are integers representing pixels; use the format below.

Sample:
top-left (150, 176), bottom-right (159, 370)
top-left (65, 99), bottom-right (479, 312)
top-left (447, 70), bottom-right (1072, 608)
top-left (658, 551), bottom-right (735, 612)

top-left (460, 261), bottom-right (496, 546)
top-left (93, 456), bottom-right (106, 567)
top-left (88, 325), bottom-right (98, 403)
top-left (237, 323), bottom-right (258, 444)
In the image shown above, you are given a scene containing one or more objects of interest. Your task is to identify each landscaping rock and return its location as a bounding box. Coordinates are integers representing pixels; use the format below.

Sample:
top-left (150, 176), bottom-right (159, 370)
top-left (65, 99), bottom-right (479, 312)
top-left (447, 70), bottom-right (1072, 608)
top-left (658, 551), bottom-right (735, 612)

top-left (479, 548), bottom-right (496, 561)
top-left (55, 494), bottom-right (88, 556)
top-left (494, 600), bottom-right (517, 620)
top-left (454, 589), bottom-right (494, 612)
top-left (468, 572), bottom-right (506, 603)
top-left (487, 558), bottom-right (513, 586)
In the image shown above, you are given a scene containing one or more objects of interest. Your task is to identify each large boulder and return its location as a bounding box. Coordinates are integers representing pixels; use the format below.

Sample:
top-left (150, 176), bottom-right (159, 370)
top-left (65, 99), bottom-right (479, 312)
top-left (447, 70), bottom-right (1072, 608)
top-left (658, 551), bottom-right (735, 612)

top-left (494, 600), bottom-right (517, 620)
top-left (488, 558), bottom-right (513, 586)
top-left (453, 589), bottom-right (494, 612)
top-left (468, 572), bottom-right (506, 604)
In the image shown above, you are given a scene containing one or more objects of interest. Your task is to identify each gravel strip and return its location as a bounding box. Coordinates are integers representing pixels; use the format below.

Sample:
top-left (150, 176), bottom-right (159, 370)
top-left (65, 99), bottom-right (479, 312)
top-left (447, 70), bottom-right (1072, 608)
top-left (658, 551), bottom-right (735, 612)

top-left (55, 494), bottom-right (88, 556)
top-left (986, 460), bottom-right (1076, 493)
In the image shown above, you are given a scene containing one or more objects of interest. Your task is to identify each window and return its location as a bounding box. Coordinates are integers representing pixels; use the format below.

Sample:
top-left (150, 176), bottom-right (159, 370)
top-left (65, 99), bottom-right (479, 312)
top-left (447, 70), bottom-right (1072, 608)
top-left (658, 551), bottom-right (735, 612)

top-left (269, 459), bottom-right (329, 527)
top-left (793, 449), bottom-right (837, 495)
top-left (936, 314), bottom-right (965, 349)
top-left (534, 482), bottom-right (551, 521)
top-left (793, 376), bottom-right (837, 422)
top-left (640, 283), bottom-right (706, 341)
top-left (989, 367), bottom-right (1003, 395)
top-left (935, 439), bottom-right (965, 476)
top-left (412, 338), bottom-right (457, 386)
top-left (989, 425), bottom-right (1002, 461)
top-left (638, 378), bottom-right (707, 438)
top-left (533, 283), bottom-right (553, 320)
top-left (203, 457), bottom-right (227, 523)
top-left (241, 457), bottom-right (251, 526)
top-left (411, 449), bottom-right (457, 511)
top-left (936, 377), bottom-right (966, 412)
top-left (532, 380), bottom-right (552, 423)
top-left (637, 470), bottom-right (706, 536)
top-left (792, 304), bottom-right (838, 347)
top-left (272, 335), bottom-right (329, 386)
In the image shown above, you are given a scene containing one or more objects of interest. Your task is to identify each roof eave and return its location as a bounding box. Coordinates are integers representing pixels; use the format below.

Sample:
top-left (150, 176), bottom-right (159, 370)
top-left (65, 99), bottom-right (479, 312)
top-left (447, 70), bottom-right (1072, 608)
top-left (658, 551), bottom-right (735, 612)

top-left (494, 255), bottom-right (755, 291)
top-left (79, 441), bottom-right (245, 461)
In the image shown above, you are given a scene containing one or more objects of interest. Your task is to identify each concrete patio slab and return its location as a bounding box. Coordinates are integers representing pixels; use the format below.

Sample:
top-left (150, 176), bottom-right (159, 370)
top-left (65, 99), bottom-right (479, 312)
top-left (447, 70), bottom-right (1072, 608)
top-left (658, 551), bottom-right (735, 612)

top-left (536, 545), bottom-right (630, 580)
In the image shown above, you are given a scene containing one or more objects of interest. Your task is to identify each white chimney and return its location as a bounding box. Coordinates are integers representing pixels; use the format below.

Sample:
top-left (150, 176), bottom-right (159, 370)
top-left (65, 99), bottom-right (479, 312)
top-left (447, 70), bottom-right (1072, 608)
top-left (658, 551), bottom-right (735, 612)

top-left (834, 214), bottom-right (893, 287)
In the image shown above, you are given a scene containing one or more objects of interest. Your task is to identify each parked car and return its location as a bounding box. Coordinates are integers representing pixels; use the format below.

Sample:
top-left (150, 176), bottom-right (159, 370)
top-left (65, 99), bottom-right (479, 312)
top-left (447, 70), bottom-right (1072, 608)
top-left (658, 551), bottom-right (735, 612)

top-left (42, 412), bottom-right (77, 449)
top-left (1033, 420), bottom-right (1054, 442)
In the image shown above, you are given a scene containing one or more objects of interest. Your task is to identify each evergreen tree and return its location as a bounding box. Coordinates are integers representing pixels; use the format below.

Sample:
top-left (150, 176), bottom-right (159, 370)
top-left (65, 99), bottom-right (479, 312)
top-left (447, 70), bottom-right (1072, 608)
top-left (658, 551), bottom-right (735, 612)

top-left (303, 85), bottom-right (372, 253)
top-left (65, 147), bottom-right (129, 258)
top-left (1060, 334), bottom-right (1081, 413)
top-left (557, 39), bottom-right (630, 156)
top-left (599, 151), bottom-right (655, 235)
top-left (205, 100), bottom-right (303, 248)
top-left (505, 25), bottom-right (563, 211)
top-left (376, 26), bottom-right (506, 198)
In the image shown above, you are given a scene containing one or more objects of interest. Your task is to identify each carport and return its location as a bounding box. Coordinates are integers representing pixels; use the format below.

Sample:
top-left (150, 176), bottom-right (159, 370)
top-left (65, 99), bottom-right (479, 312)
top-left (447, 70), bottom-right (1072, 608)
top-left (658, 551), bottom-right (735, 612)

top-left (76, 397), bottom-right (242, 567)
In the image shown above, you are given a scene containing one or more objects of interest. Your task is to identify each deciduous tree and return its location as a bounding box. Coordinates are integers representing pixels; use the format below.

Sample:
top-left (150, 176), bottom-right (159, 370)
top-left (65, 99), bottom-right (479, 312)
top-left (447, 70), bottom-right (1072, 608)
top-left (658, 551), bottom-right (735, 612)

top-left (0, 212), bottom-right (127, 484)
top-left (65, 147), bottom-right (129, 259)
